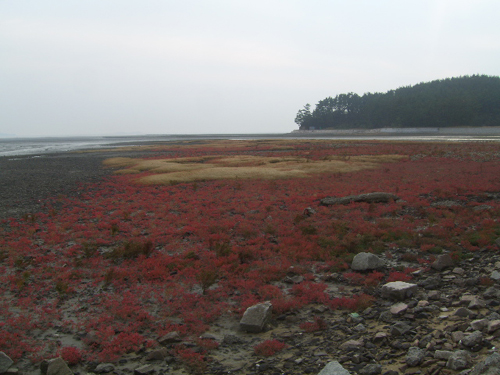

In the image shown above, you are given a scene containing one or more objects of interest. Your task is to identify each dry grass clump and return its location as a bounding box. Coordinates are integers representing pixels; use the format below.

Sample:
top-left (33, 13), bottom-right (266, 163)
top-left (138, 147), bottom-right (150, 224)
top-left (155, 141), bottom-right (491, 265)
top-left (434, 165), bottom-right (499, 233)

top-left (104, 153), bottom-right (406, 185)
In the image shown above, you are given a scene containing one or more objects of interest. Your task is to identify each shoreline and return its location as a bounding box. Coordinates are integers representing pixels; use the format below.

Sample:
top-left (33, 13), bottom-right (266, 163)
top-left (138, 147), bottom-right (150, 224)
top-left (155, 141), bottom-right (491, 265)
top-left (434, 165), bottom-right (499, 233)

top-left (291, 126), bottom-right (500, 137)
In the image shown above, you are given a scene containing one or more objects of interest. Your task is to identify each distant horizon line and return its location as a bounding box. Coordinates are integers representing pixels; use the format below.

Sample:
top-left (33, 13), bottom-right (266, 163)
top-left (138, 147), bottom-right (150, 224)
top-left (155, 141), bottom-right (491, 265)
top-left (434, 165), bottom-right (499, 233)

top-left (0, 131), bottom-right (295, 139)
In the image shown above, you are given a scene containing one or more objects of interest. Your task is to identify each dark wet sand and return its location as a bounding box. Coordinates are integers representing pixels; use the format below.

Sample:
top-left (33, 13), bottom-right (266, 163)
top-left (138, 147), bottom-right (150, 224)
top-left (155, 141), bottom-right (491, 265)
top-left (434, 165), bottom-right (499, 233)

top-left (0, 147), bottom-right (166, 221)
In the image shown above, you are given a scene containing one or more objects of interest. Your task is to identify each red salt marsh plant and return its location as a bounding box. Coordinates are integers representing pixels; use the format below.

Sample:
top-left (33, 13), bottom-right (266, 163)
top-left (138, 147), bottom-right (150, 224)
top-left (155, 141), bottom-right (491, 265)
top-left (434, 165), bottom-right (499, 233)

top-left (254, 339), bottom-right (288, 357)
top-left (0, 140), bottom-right (499, 366)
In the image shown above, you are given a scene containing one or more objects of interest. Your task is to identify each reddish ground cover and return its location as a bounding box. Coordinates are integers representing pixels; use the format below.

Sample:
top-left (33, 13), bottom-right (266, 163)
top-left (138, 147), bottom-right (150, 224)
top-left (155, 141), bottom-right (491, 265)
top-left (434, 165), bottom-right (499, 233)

top-left (1, 140), bottom-right (500, 369)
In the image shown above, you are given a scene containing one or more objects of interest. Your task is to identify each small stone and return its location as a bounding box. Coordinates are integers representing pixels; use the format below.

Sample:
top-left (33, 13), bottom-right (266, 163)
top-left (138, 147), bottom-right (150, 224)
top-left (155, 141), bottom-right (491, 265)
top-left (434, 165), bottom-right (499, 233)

top-left (487, 320), bottom-right (500, 333)
top-left (484, 286), bottom-right (500, 299)
top-left (381, 281), bottom-right (418, 300)
top-left (0, 352), bottom-right (14, 373)
top-left (145, 348), bottom-right (170, 361)
top-left (284, 275), bottom-right (304, 284)
top-left (431, 254), bottom-right (454, 270)
top-left (491, 271), bottom-right (500, 281)
top-left (417, 300), bottom-right (429, 307)
top-left (470, 298), bottom-right (485, 309)
top-left (359, 363), bottom-right (382, 375)
top-left (434, 350), bottom-right (453, 360)
top-left (390, 321), bottom-right (411, 337)
top-left (95, 364), bottom-right (115, 373)
top-left (354, 323), bottom-right (367, 332)
top-left (2, 367), bottom-right (18, 375)
top-left (134, 364), bottom-right (155, 375)
top-left (453, 267), bottom-right (465, 275)
top-left (419, 276), bottom-right (441, 290)
top-left (469, 352), bottom-right (500, 375)
top-left (406, 347), bottom-right (425, 367)
top-left (470, 319), bottom-right (488, 331)
top-left (378, 310), bottom-right (393, 323)
top-left (451, 331), bottom-right (465, 343)
top-left (462, 330), bottom-right (483, 348)
top-left (157, 331), bottom-right (182, 345)
top-left (454, 307), bottom-right (474, 317)
top-left (240, 301), bottom-right (272, 333)
top-left (317, 360), bottom-right (350, 375)
top-left (446, 350), bottom-right (472, 371)
top-left (372, 334), bottom-right (387, 346)
top-left (427, 290), bottom-right (441, 300)
top-left (390, 302), bottom-right (408, 315)
top-left (460, 294), bottom-right (476, 305)
top-left (340, 339), bottom-right (364, 351)
top-left (46, 358), bottom-right (72, 375)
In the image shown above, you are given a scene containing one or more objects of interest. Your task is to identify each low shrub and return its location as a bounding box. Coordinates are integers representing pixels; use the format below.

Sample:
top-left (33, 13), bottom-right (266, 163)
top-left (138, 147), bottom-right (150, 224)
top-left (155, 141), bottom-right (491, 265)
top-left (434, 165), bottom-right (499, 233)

top-left (59, 346), bottom-right (83, 365)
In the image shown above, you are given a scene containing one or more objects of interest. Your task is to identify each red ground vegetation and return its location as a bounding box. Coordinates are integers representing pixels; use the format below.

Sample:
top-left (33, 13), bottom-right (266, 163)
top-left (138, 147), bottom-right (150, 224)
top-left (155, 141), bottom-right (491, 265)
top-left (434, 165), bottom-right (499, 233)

top-left (1, 140), bottom-right (499, 368)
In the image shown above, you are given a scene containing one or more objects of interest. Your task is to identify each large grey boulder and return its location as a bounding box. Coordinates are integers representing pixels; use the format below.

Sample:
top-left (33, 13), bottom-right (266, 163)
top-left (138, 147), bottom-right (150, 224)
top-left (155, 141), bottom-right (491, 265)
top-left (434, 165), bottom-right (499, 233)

top-left (317, 361), bottom-right (350, 375)
top-left (0, 352), bottom-right (13, 373)
top-left (320, 192), bottom-right (399, 206)
top-left (240, 301), bottom-right (272, 333)
top-left (469, 352), bottom-right (500, 375)
top-left (381, 281), bottom-right (418, 300)
top-left (351, 252), bottom-right (385, 271)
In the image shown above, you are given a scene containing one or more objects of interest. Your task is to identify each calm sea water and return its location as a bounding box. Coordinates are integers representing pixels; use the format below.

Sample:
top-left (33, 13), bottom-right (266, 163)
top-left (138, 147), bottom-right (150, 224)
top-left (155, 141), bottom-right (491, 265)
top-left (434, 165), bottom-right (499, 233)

top-left (1, 133), bottom-right (499, 157)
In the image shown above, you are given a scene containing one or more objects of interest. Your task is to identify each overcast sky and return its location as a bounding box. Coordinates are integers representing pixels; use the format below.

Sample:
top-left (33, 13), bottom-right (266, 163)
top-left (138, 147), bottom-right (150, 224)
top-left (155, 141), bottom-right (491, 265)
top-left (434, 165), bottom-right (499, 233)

top-left (1, 1), bottom-right (499, 137)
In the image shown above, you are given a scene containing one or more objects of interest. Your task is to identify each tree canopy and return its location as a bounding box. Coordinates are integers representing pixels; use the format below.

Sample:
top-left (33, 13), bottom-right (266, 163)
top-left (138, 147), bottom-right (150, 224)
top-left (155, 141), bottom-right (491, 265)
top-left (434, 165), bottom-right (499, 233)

top-left (295, 75), bottom-right (500, 130)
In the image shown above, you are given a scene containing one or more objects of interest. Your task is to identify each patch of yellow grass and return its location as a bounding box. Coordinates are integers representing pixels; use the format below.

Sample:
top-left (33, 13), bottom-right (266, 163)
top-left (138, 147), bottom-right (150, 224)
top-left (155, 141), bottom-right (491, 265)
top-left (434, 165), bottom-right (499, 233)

top-left (85, 139), bottom-right (351, 154)
top-left (103, 153), bottom-right (406, 185)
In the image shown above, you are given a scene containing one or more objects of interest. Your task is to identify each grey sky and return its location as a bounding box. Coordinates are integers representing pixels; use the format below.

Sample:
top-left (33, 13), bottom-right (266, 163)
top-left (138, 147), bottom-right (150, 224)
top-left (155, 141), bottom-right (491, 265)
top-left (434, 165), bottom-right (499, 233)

top-left (1, 1), bottom-right (499, 137)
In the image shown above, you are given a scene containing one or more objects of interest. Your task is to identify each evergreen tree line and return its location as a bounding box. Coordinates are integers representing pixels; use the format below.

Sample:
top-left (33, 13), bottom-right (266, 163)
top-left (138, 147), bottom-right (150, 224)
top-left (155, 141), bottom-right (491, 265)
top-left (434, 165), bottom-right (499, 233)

top-left (295, 75), bottom-right (500, 130)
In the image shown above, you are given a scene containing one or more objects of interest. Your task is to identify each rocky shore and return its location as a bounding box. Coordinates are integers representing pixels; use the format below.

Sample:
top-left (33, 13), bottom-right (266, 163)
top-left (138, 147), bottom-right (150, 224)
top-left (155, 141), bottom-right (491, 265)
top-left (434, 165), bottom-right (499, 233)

top-left (3, 243), bottom-right (500, 375)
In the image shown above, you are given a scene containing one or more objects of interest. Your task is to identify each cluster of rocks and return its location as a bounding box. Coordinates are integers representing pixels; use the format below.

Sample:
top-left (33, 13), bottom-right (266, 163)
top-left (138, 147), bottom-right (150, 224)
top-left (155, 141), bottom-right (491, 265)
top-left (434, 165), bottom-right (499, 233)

top-left (4, 247), bottom-right (500, 375)
top-left (226, 250), bottom-right (500, 374)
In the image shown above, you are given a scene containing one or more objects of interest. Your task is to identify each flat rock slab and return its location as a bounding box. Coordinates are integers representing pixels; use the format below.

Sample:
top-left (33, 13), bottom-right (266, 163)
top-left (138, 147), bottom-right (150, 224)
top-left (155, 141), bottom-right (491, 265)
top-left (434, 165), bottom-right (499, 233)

top-left (320, 192), bottom-right (399, 206)
top-left (317, 361), bottom-right (351, 375)
top-left (240, 301), bottom-right (272, 333)
top-left (351, 252), bottom-right (385, 271)
top-left (381, 281), bottom-right (418, 300)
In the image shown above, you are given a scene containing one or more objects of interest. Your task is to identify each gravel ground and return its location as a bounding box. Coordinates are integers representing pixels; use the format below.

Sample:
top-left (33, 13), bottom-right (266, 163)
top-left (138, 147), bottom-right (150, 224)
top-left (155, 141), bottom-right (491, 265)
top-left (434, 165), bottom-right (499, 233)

top-left (0, 148), bottom-right (163, 221)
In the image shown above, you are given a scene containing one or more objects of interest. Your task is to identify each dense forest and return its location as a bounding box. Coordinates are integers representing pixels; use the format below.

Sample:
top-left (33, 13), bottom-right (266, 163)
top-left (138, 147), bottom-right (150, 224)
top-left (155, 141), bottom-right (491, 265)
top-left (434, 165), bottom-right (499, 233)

top-left (295, 75), bottom-right (500, 130)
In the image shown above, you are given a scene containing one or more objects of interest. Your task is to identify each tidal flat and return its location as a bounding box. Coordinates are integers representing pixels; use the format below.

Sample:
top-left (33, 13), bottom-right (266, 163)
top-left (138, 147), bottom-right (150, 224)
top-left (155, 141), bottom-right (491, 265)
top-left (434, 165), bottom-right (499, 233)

top-left (1, 139), bottom-right (500, 375)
